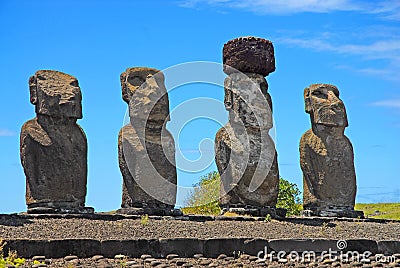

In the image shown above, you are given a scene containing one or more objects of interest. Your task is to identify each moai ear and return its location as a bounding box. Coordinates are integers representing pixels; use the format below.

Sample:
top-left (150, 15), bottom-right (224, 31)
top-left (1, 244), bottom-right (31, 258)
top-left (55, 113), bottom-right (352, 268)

top-left (304, 86), bottom-right (312, 114)
top-left (305, 97), bottom-right (312, 114)
top-left (120, 72), bottom-right (132, 104)
top-left (224, 77), bottom-right (233, 111)
top-left (224, 87), bottom-right (233, 110)
top-left (29, 75), bottom-right (38, 105)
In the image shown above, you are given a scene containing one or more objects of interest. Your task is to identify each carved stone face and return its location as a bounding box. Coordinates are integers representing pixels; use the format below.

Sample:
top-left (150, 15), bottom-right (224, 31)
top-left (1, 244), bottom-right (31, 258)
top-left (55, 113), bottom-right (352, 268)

top-left (224, 73), bottom-right (272, 129)
top-left (121, 67), bottom-right (158, 104)
top-left (304, 84), bottom-right (348, 127)
top-left (29, 70), bottom-right (82, 119)
top-left (121, 68), bottom-right (170, 127)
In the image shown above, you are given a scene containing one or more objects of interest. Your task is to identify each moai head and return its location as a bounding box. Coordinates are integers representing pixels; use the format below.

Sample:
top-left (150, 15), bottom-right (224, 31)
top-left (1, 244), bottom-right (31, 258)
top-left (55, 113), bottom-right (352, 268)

top-left (222, 36), bottom-right (275, 129)
top-left (120, 67), bottom-right (170, 128)
top-left (224, 73), bottom-right (273, 129)
top-left (29, 70), bottom-right (82, 119)
top-left (304, 84), bottom-right (348, 127)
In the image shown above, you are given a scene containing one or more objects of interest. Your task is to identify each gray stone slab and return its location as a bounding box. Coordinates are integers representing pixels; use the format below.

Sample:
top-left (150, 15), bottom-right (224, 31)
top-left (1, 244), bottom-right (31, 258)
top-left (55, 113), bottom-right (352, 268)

top-left (268, 239), bottom-right (338, 254)
top-left (159, 238), bottom-right (203, 257)
top-left (377, 241), bottom-right (400, 255)
top-left (48, 239), bottom-right (101, 258)
top-left (203, 238), bottom-right (248, 258)
top-left (2, 237), bottom-right (399, 259)
top-left (345, 239), bottom-right (378, 254)
top-left (4, 239), bottom-right (48, 258)
top-left (101, 239), bottom-right (160, 258)
top-left (242, 238), bottom-right (269, 256)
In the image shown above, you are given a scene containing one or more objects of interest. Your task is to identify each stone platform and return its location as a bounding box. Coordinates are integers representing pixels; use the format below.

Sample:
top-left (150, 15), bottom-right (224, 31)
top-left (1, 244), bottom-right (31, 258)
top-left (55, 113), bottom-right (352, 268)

top-left (220, 205), bottom-right (287, 219)
top-left (3, 237), bottom-right (400, 259)
top-left (302, 207), bottom-right (365, 218)
top-left (27, 206), bottom-right (94, 214)
top-left (0, 213), bottom-right (399, 258)
top-left (116, 207), bottom-right (183, 216)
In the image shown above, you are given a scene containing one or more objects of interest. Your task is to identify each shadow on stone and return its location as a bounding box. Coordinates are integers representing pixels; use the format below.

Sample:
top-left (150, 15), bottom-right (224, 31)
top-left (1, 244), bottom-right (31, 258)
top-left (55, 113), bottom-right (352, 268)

top-left (282, 218), bottom-right (337, 227)
top-left (0, 214), bottom-right (33, 227)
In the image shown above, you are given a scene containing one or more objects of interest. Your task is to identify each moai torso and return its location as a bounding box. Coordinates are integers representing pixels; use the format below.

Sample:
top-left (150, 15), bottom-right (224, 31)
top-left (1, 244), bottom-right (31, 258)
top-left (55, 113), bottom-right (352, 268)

top-left (300, 84), bottom-right (359, 216)
top-left (216, 37), bottom-right (280, 211)
top-left (119, 125), bottom-right (177, 209)
top-left (118, 68), bottom-right (177, 214)
top-left (20, 70), bottom-right (89, 212)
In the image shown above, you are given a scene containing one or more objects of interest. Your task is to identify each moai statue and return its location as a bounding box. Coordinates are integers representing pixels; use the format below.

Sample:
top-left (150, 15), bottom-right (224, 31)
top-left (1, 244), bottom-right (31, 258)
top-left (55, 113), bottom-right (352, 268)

top-left (117, 67), bottom-right (181, 216)
top-left (20, 70), bottom-right (93, 214)
top-left (300, 84), bottom-right (363, 218)
top-left (215, 37), bottom-right (284, 218)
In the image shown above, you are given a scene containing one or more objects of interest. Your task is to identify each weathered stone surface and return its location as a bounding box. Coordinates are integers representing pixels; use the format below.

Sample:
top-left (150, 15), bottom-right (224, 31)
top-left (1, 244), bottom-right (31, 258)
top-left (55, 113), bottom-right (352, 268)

top-left (300, 84), bottom-right (362, 217)
top-left (345, 239), bottom-right (378, 254)
top-left (223, 36), bottom-right (275, 76)
top-left (160, 238), bottom-right (203, 258)
top-left (118, 67), bottom-right (178, 215)
top-left (242, 238), bottom-right (269, 256)
top-left (268, 239), bottom-right (338, 254)
top-left (377, 241), bottom-right (400, 255)
top-left (20, 70), bottom-right (91, 213)
top-left (3, 237), bottom-right (400, 259)
top-left (215, 71), bottom-right (279, 211)
top-left (64, 255), bottom-right (78, 261)
top-left (220, 205), bottom-right (286, 218)
top-left (101, 239), bottom-right (160, 258)
top-left (4, 240), bottom-right (47, 258)
top-left (203, 238), bottom-right (247, 258)
top-left (116, 207), bottom-right (182, 216)
top-left (48, 239), bottom-right (101, 258)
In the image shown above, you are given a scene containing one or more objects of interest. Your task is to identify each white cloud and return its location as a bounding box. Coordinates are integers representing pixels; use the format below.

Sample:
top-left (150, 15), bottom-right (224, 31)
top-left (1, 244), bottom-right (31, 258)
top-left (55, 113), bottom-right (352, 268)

top-left (179, 0), bottom-right (400, 16)
top-left (179, 0), bottom-right (400, 80)
top-left (276, 37), bottom-right (400, 57)
top-left (338, 41), bottom-right (400, 59)
top-left (276, 36), bottom-right (400, 81)
top-left (226, 0), bottom-right (361, 14)
top-left (0, 128), bottom-right (16, 137)
top-left (370, 99), bottom-right (400, 108)
top-left (369, 0), bottom-right (400, 20)
top-left (180, 0), bottom-right (232, 9)
top-left (335, 65), bottom-right (400, 81)
top-left (277, 37), bottom-right (400, 59)
top-left (276, 37), bottom-right (335, 52)
top-left (180, 0), bottom-right (400, 21)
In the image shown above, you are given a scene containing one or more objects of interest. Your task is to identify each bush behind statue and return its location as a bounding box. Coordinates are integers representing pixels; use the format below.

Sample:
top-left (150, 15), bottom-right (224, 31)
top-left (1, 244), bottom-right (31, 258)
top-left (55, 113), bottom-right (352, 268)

top-left (182, 172), bottom-right (302, 216)
top-left (277, 178), bottom-right (302, 216)
top-left (182, 171), bottom-right (221, 215)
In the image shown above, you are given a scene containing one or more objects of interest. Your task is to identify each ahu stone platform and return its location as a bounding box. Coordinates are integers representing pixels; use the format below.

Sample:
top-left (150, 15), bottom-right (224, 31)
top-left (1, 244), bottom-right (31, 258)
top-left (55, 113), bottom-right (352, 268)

top-left (0, 213), bottom-right (399, 258)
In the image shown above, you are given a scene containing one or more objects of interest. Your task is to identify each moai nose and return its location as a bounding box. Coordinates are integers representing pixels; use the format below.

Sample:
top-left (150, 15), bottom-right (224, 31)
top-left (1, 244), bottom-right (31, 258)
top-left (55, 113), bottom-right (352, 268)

top-left (327, 91), bottom-right (340, 102)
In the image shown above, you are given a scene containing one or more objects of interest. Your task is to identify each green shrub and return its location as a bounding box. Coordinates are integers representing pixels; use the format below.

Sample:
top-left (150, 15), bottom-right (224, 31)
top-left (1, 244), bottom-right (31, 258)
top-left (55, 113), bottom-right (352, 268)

top-left (182, 172), bottom-right (302, 216)
top-left (277, 178), bottom-right (302, 216)
top-left (182, 171), bottom-right (221, 215)
top-left (0, 241), bottom-right (25, 268)
top-left (140, 214), bottom-right (149, 225)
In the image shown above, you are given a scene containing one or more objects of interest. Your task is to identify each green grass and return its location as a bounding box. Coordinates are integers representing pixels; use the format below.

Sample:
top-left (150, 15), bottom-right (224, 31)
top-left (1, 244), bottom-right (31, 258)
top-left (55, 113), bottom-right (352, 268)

top-left (355, 203), bottom-right (400, 220)
top-left (181, 202), bottom-right (221, 216)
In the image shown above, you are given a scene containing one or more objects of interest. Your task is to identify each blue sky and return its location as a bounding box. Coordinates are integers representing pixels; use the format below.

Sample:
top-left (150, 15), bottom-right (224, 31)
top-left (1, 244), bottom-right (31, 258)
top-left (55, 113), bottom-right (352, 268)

top-left (0, 0), bottom-right (399, 213)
